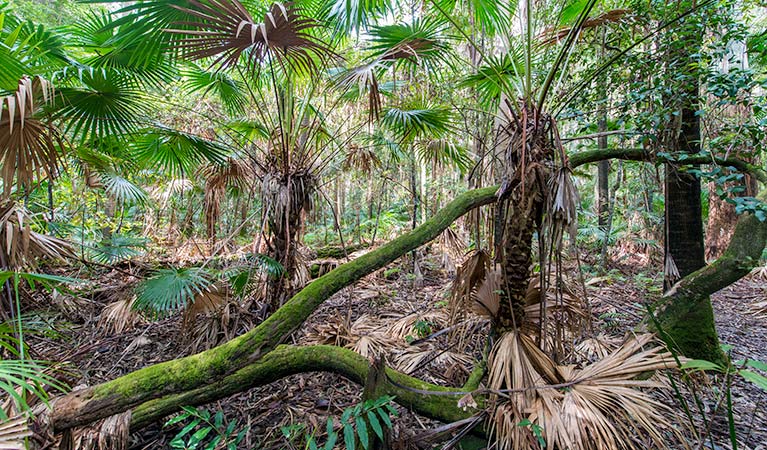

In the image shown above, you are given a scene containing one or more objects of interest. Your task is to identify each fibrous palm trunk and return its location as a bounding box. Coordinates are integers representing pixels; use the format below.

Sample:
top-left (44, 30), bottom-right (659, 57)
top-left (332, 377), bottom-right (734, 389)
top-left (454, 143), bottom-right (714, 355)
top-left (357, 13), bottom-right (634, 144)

top-left (495, 104), bottom-right (553, 331)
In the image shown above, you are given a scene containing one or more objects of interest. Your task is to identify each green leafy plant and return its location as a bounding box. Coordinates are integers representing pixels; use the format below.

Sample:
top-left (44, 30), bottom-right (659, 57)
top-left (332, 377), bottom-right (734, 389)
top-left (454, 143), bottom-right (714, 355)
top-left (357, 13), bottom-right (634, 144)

top-left (164, 406), bottom-right (249, 450)
top-left (281, 395), bottom-right (397, 450)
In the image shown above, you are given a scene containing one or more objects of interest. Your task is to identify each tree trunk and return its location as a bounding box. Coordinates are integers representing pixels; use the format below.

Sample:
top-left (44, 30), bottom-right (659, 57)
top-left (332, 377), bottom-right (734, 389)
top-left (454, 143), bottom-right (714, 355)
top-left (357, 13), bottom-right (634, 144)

top-left (654, 199), bottom-right (767, 363)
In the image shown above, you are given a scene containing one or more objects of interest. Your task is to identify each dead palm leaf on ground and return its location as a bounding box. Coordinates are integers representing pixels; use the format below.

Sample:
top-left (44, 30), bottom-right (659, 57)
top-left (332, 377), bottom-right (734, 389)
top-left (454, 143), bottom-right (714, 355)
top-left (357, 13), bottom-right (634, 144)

top-left (305, 313), bottom-right (399, 358)
top-left (0, 416), bottom-right (31, 450)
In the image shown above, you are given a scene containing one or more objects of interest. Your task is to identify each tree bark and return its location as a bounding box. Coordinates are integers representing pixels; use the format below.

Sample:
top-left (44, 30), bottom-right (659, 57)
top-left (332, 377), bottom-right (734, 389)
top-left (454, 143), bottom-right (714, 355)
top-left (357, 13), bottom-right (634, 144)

top-left (51, 187), bottom-right (498, 431)
top-left (653, 198), bottom-right (767, 362)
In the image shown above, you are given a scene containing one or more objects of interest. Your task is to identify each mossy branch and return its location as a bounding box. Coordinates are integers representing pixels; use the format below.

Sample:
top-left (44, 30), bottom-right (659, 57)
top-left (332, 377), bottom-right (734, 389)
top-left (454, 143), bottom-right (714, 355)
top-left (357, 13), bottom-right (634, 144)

top-left (130, 345), bottom-right (479, 430)
top-left (51, 187), bottom-right (498, 431)
top-left (569, 148), bottom-right (767, 183)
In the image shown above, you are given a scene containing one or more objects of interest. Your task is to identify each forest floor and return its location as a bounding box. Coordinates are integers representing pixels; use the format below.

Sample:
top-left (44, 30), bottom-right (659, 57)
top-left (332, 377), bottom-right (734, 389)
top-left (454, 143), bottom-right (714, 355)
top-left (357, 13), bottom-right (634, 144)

top-left (28, 246), bottom-right (767, 450)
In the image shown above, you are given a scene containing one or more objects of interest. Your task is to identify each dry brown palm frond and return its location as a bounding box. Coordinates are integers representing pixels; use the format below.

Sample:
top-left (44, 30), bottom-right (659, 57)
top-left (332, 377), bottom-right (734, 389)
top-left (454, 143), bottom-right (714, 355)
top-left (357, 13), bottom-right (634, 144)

top-left (437, 227), bottom-right (466, 275)
top-left (0, 200), bottom-right (73, 269)
top-left (0, 415), bottom-right (31, 450)
top-left (387, 309), bottom-right (449, 341)
top-left (335, 61), bottom-right (385, 121)
top-left (342, 144), bottom-right (381, 173)
top-left (97, 412), bottom-right (131, 450)
top-left (573, 333), bottom-right (621, 362)
top-left (98, 297), bottom-right (144, 335)
top-left (393, 346), bottom-right (473, 375)
top-left (447, 250), bottom-right (491, 323)
top-left (489, 333), bottom-right (684, 450)
top-left (541, 9), bottom-right (633, 44)
top-left (305, 313), bottom-right (399, 358)
top-left (200, 158), bottom-right (253, 241)
top-left (169, 0), bottom-right (337, 74)
top-left (749, 300), bottom-right (767, 317)
top-left (1, 76), bottom-right (61, 196)
top-left (544, 166), bottom-right (579, 252)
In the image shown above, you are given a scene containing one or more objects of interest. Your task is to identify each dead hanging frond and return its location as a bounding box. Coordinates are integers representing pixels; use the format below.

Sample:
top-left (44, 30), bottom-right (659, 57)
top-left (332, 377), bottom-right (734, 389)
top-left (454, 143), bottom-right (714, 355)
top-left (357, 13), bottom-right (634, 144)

top-left (0, 200), bottom-right (73, 269)
top-left (437, 226), bottom-right (466, 275)
top-left (342, 144), bottom-right (381, 173)
top-left (185, 285), bottom-right (233, 352)
top-left (544, 166), bottom-right (579, 253)
top-left (489, 333), bottom-right (684, 450)
top-left (1, 76), bottom-right (61, 196)
top-left (169, 1), bottom-right (337, 74)
top-left (200, 158), bottom-right (253, 241)
top-left (335, 61), bottom-right (385, 121)
top-left (447, 250), bottom-right (491, 322)
top-left (541, 9), bottom-right (633, 44)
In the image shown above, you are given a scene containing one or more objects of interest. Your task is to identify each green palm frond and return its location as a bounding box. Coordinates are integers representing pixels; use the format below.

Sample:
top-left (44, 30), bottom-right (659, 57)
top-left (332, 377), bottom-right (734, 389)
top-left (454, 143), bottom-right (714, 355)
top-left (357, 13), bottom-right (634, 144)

top-left (91, 235), bottom-right (147, 265)
top-left (327, 0), bottom-right (392, 34)
top-left (430, 0), bottom-right (515, 37)
top-left (381, 104), bottom-right (453, 142)
top-left (227, 119), bottom-right (270, 144)
top-left (225, 253), bottom-right (285, 295)
top-left (54, 70), bottom-right (150, 142)
top-left (133, 267), bottom-right (216, 318)
top-left (418, 139), bottom-right (471, 173)
top-left (0, 359), bottom-right (68, 419)
top-left (182, 64), bottom-right (247, 115)
top-left (101, 172), bottom-right (148, 204)
top-left (67, 10), bottom-right (176, 86)
top-left (131, 126), bottom-right (230, 177)
top-left (368, 18), bottom-right (453, 74)
top-left (460, 52), bottom-right (525, 105)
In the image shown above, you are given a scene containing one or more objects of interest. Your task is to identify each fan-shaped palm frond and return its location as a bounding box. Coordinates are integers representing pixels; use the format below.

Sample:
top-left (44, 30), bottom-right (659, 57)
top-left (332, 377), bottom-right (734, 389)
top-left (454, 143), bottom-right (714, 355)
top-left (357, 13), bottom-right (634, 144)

top-left (133, 267), bottom-right (216, 318)
top-left (132, 126), bottom-right (230, 177)
top-left (459, 52), bottom-right (525, 106)
top-left (168, 0), bottom-right (336, 74)
top-left (381, 104), bottom-right (453, 142)
top-left (0, 76), bottom-right (60, 196)
top-left (342, 144), bottom-right (381, 173)
top-left (227, 119), bottom-right (270, 144)
top-left (333, 59), bottom-right (388, 120)
top-left (327, 0), bottom-right (392, 34)
top-left (67, 10), bottom-right (176, 87)
top-left (54, 70), bottom-right (150, 142)
top-left (182, 64), bottom-right (247, 115)
top-left (91, 235), bottom-right (147, 265)
top-left (368, 18), bottom-right (452, 73)
top-left (418, 139), bottom-right (471, 173)
top-left (430, 0), bottom-right (515, 37)
top-left (101, 173), bottom-right (148, 205)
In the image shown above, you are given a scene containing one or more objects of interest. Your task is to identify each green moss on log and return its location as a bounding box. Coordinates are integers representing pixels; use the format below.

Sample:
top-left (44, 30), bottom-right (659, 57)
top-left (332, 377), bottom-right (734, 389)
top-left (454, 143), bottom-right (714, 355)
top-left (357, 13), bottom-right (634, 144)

top-left (52, 187), bottom-right (498, 431)
top-left (129, 345), bottom-right (481, 430)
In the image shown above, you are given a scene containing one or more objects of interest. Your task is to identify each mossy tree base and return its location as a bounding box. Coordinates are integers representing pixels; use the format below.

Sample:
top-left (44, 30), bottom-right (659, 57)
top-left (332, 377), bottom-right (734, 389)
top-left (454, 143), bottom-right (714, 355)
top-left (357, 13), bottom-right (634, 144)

top-left (653, 204), bottom-right (767, 363)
